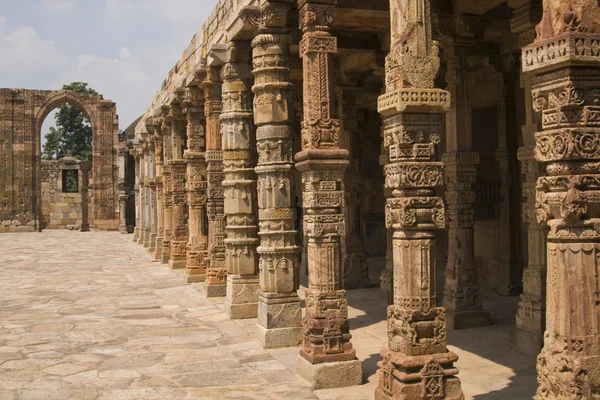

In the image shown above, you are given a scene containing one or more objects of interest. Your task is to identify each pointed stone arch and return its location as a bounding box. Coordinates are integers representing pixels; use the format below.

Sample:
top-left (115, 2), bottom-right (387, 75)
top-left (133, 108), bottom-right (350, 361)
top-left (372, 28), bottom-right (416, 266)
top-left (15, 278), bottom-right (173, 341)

top-left (0, 88), bottom-right (121, 231)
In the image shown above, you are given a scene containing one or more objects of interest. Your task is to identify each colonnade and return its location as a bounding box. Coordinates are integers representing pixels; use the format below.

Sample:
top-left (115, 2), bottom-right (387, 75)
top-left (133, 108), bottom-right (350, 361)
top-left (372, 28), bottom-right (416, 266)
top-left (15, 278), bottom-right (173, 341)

top-left (131, 0), bottom-right (600, 398)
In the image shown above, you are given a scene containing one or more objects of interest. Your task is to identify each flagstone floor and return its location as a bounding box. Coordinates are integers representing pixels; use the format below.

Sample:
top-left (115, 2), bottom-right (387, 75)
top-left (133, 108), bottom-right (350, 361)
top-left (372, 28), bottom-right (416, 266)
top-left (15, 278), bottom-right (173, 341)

top-left (0, 231), bottom-right (537, 400)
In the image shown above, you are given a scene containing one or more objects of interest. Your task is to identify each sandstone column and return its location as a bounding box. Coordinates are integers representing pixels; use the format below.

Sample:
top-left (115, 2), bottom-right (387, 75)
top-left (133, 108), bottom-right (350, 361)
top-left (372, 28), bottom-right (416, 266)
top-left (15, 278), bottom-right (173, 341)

top-left (150, 118), bottom-right (165, 262)
top-left (132, 149), bottom-right (141, 241)
top-left (340, 75), bottom-right (370, 289)
top-left (509, 0), bottom-right (546, 357)
top-left (161, 116), bottom-right (174, 264)
top-left (438, 17), bottom-right (490, 329)
top-left (221, 44), bottom-right (260, 319)
top-left (521, 1), bottom-right (600, 395)
top-left (203, 67), bottom-right (228, 297)
top-left (295, 0), bottom-right (362, 389)
top-left (169, 98), bottom-right (189, 270)
top-left (246, 0), bottom-right (302, 347)
top-left (139, 140), bottom-right (148, 246)
top-left (184, 81), bottom-right (209, 283)
top-left (148, 137), bottom-right (158, 252)
top-left (118, 146), bottom-right (128, 234)
top-left (375, 1), bottom-right (463, 399)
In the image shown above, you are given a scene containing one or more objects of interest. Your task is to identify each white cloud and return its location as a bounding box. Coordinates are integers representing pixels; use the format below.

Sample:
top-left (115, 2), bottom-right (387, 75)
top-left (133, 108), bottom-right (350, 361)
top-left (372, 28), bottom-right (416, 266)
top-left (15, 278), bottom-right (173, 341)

top-left (0, 26), bottom-right (63, 72)
top-left (40, 0), bottom-right (78, 13)
top-left (0, 15), bottom-right (7, 31)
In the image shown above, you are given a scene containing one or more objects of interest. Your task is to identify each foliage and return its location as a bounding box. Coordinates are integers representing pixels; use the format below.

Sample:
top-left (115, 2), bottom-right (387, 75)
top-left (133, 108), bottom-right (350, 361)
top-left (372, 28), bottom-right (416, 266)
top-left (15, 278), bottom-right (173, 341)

top-left (42, 82), bottom-right (97, 162)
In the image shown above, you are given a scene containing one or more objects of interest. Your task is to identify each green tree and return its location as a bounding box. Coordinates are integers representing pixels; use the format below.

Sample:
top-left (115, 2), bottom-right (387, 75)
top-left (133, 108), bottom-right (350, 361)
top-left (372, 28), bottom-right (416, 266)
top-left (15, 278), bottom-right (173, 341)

top-left (42, 82), bottom-right (97, 162)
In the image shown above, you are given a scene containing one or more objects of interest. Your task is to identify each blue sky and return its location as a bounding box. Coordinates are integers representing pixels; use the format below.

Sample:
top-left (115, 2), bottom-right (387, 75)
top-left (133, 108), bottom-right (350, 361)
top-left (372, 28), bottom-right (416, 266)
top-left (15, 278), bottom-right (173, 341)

top-left (0, 0), bottom-right (218, 135)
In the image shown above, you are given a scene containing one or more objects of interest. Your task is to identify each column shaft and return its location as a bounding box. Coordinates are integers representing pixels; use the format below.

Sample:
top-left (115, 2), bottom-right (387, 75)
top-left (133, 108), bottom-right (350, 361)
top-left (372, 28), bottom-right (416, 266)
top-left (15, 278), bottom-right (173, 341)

top-left (250, 1), bottom-right (302, 348)
top-left (521, 4), bottom-right (600, 394)
top-left (169, 109), bottom-right (188, 270)
top-left (221, 49), bottom-right (260, 319)
top-left (203, 67), bottom-right (227, 297)
top-left (161, 120), bottom-right (173, 264)
top-left (376, 1), bottom-right (463, 398)
top-left (184, 85), bottom-right (209, 283)
top-left (295, 0), bottom-right (362, 389)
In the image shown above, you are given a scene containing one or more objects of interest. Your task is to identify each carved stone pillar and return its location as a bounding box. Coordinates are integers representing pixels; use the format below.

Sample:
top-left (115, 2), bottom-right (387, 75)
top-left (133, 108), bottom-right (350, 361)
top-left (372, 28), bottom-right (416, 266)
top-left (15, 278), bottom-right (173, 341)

top-left (80, 162), bottom-right (90, 232)
top-left (295, 0), bottom-right (362, 389)
top-left (139, 142), bottom-right (148, 246)
top-left (246, 0), bottom-right (302, 348)
top-left (203, 67), bottom-right (227, 297)
top-left (521, 1), bottom-right (600, 395)
top-left (438, 20), bottom-right (490, 329)
top-left (118, 147), bottom-right (128, 234)
top-left (161, 118), bottom-right (173, 264)
top-left (340, 75), bottom-right (370, 290)
top-left (380, 226), bottom-right (393, 304)
top-left (375, 1), bottom-right (463, 399)
top-left (148, 139), bottom-right (158, 252)
top-left (132, 150), bottom-right (140, 241)
top-left (184, 83), bottom-right (209, 283)
top-left (509, 0), bottom-right (546, 357)
top-left (512, 147), bottom-right (546, 356)
top-left (169, 106), bottom-right (188, 270)
top-left (151, 119), bottom-right (165, 262)
top-left (221, 47), bottom-right (260, 319)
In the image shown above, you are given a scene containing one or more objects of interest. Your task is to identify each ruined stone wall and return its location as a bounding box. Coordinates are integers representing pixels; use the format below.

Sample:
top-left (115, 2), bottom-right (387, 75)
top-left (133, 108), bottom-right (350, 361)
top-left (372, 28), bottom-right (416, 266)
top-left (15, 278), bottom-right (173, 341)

top-left (39, 158), bottom-right (93, 230)
top-left (0, 89), bottom-right (120, 231)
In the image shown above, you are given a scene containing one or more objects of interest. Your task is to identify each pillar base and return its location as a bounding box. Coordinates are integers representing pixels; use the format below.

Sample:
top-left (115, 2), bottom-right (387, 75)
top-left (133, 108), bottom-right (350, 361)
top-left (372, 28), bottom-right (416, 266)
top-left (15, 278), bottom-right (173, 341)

top-left (152, 237), bottom-right (163, 262)
top-left (133, 227), bottom-right (139, 241)
top-left (169, 259), bottom-right (187, 270)
top-left (224, 274), bottom-right (259, 319)
top-left (149, 233), bottom-right (157, 252)
top-left (119, 225), bottom-right (128, 234)
top-left (205, 283), bottom-right (227, 298)
top-left (510, 326), bottom-right (543, 357)
top-left (187, 273), bottom-right (206, 284)
top-left (257, 324), bottom-right (301, 349)
top-left (143, 229), bottom-right (151, 248)
top-left (161, 253), bottom-right (170, 264)
top-left (375, 348), bottom-right (463, 400)
top-left (296, 354), bottom-right (362, 389)
top-left (257, 291), bottom-right (302, 348)
top-left (446, 309), bottom-right (491, 330)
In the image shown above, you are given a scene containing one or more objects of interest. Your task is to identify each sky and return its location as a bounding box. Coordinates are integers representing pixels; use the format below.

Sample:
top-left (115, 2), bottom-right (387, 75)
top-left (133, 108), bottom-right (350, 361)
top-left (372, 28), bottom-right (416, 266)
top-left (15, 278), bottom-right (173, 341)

top-left (0, 0), bottom-right (218, 139)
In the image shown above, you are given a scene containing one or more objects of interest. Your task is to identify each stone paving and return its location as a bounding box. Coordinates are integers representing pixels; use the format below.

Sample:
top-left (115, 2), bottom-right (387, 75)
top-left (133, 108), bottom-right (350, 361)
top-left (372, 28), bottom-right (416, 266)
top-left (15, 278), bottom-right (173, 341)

top-left (0, 231), bottom-right (537, 400)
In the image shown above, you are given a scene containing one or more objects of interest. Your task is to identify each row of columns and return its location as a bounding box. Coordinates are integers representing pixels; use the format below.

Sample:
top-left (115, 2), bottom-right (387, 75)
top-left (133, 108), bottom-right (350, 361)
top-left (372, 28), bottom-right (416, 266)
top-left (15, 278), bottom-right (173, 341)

top-left (131, 0), bottom-right (600, 397)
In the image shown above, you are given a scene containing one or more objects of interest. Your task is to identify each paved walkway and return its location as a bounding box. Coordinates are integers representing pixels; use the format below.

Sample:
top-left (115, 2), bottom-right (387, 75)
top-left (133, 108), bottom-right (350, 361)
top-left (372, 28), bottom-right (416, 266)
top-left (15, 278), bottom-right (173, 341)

top-left (0, 231), bottom-right (537, 400)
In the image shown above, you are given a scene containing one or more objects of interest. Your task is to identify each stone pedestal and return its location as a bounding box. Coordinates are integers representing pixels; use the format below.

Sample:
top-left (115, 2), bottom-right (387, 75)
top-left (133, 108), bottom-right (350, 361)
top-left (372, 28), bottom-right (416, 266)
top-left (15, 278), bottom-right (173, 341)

top-left (257, 291), bottom-right (302, 348)
top-left (224, 274), bottom-right (260, 319)
top-left (296, 355), bottom-right (362, 390)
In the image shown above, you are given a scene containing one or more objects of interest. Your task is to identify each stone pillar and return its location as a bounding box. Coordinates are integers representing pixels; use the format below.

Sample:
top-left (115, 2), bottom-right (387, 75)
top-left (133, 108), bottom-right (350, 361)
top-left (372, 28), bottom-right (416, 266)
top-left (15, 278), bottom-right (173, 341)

top-left (118, 147), bottom-right (128, 234)
top-left (148, 139), bottom-right (158, 252)
top-left (509, 0), bottom-right (546, 357)
top-left (221, 45), bottom-right (260, 319)
top-left (80, 162), bottom-right (90, 232)
top-left (375, 1), bottom-right (463, 399)
top-left (295, 0), bottom-right (362, 389)
top-left (521, 2), bottom-right (600, 395)
top-left (143, 139), bottom-right (152, 248)
top-left (151, 119), bottom-right (165, 262)
top-left (132, 150), bottom-right (140, 240)
top-left (161, 118), bottom-right (173, 264)
top-left (340, 75), bottom-right (370, 289)
top-left (203, 67), bottom-right (227, 297)
top-left (184, 82), bottom-right (209, 283)
top-left (138, 143), bottom-right (147, 245)
top-left (169, 106), bottom-right (189, 270)
top-left (246, 0), bottom-right (302, 347)
top-left (439, 19), bottom-right (490, 329)
top-left (380, 226), bottom-right (393, 304)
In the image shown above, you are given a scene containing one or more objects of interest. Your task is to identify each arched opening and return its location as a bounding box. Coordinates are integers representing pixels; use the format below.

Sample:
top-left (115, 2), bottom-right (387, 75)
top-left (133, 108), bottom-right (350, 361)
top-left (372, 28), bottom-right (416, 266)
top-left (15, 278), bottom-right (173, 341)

top-left (35, 90), bottom-right (97, 231)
